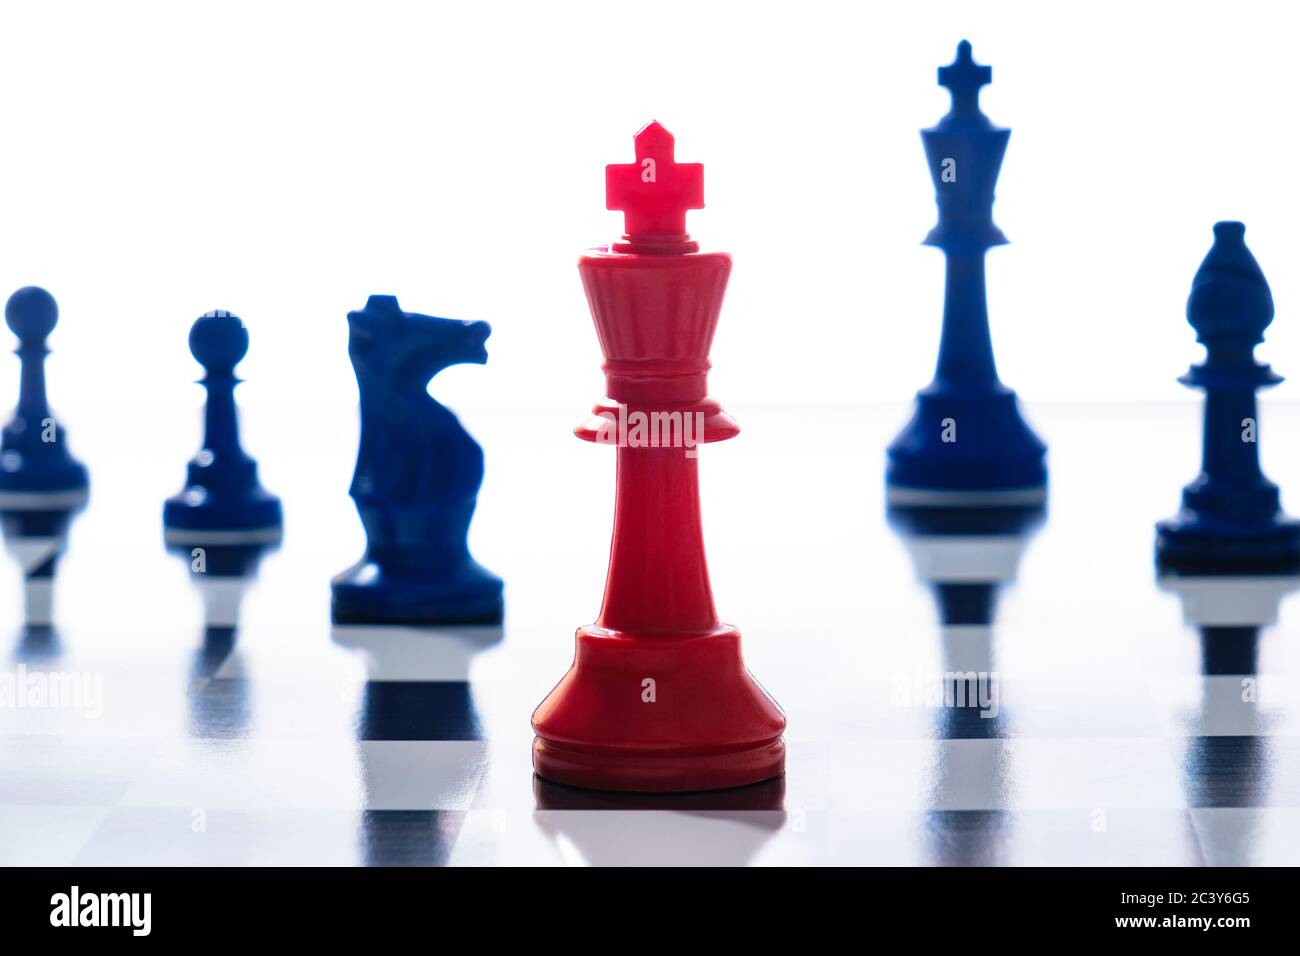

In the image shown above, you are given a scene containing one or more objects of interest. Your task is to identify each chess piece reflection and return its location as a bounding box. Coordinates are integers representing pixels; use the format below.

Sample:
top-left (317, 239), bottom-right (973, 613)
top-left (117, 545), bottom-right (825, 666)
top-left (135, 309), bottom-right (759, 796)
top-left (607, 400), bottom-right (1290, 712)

top-left (1159, 573), bottom-right (1295, 865)
top-left (886, 42), bottom-right (1047, 506)
top-left (167, 539), bottom-right (279, 738)
top-left (533, 776), bottom-right (786, 866)
top-left (889, 503), bottom-right (1044, 865)
top-left (331, 296), bottom-right (503, 627)
top-left (163, 310), bottom-right (282, 546)
top-left (332, 624), bottom-right (502, 865)
top-left (1156, 222), bottom-right (1300, 573)
top-left (1, 502), bottom-right (83, 659)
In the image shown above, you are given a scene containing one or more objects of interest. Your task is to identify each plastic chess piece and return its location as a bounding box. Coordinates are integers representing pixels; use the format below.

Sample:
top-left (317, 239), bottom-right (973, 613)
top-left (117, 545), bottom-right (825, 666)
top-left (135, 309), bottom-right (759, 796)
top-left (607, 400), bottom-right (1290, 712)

top-left (163, 310), bottom-right (282, 544)
top-left (0, 287), bottom-right (88, 509)
top-left (1155, 222), bottom-right (1300, 573)
top-left (886, 41), bottom-right (1047, 506)
top-left (531, 121), bottom-right (786, 792)
top-left (330, 295), bottom-right (502, 626)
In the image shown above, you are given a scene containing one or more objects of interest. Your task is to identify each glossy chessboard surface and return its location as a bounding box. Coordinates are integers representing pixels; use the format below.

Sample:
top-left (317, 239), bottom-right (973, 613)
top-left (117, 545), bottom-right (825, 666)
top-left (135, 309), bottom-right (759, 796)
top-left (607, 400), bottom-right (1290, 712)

top-left (3, 401), bottom-right (1300, 866)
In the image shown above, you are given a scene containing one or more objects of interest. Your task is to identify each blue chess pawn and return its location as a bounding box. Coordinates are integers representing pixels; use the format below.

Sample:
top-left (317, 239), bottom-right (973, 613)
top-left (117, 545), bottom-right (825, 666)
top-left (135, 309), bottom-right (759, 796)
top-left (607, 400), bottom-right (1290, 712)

top-left (0, 287), bottom-right (88, 508)
top-left (886, 41), bottom-right (1047, 506)
top-left (331, 295), bottom-right (503, 625)
top-left (1156, 222), bottom-right (1300, 573)
top-left (163, 310), bottom-right (282, 543)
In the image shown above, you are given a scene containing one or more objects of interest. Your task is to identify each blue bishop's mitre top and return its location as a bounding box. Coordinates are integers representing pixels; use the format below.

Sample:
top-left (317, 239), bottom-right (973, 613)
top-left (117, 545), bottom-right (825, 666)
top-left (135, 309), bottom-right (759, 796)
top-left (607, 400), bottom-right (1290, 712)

top-left (1187, 221), bottom-right (1274, 349)
top-left (923, 40), bottom-right (1009, 251)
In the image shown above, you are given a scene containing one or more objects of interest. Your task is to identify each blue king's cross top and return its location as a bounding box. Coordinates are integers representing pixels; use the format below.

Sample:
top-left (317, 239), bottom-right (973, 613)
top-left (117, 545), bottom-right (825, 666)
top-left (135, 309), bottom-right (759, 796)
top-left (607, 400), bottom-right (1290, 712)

top-left (938, 40), bottom-right (992, 121)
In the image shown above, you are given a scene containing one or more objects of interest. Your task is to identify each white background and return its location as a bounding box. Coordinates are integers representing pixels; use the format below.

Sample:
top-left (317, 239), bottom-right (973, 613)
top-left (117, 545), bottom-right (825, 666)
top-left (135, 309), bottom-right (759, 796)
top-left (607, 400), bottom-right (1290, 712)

top-left (1, 0), bottom-right (1298, 414)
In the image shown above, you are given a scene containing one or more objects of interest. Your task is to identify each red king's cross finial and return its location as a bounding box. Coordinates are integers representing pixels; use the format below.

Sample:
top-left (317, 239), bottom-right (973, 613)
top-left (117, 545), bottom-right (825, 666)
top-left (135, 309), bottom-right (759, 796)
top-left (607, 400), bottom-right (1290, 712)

top-left (606, 121), bottom-right (703, 251)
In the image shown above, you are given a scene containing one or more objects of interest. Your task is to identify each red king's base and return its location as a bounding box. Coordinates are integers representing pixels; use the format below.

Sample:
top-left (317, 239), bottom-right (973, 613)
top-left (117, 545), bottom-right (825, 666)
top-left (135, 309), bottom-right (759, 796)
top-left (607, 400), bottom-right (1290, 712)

top-left (532, 626), bottom-right (786, 792)
top-left (530, 121), bottom-right (786, 793)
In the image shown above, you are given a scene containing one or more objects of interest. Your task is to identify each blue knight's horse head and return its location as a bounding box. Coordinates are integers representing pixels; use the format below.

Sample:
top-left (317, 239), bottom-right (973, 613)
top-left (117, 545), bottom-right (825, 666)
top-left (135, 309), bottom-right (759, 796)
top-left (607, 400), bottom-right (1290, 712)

top-left (346, 295), bottom-right (491, 400)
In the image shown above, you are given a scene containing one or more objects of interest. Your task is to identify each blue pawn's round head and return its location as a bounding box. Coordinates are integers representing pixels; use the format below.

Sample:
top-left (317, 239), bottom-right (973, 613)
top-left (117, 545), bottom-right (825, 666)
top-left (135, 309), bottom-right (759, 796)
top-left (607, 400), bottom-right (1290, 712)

top-left (5, 286), bottom-right (59, 345)
top-left (190, 310), bottom-right (249, 374)
top-left (1187, 221), bottom-right (1274, 348)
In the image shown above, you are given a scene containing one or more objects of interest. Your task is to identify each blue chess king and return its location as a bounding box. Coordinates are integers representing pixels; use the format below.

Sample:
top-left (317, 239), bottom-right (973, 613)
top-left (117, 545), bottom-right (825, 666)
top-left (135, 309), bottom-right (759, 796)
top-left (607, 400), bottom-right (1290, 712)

top-left (1156, 222), bottom-right (1300, 574)
top-left (886, 41), bottom-right (1047, 506)
top-left (163, 310), bottom-right (282, 543)
top-left (0, 287), bottom-right (88, 509)
top-left (331, 295), bottom-right (503, 626)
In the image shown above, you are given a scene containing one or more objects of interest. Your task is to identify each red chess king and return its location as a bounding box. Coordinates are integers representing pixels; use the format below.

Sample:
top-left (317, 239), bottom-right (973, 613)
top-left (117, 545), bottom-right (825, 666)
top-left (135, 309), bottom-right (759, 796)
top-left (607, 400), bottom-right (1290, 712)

top-left (530, 121), bottom-right (787, 792)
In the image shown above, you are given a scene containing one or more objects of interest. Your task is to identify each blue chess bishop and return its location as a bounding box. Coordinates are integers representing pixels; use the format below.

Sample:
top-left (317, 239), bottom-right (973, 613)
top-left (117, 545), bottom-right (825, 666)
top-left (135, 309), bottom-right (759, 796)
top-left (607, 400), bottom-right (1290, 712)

top-left (886, 41), bottom-right (1047, 506)
top-left (331, 295), bottom-right (503, 625)
top-left (0, 287), bottom-right (89, 509)
top-left (1156, 222), bottom-right (1300, 573)
top-left (163, 310), bottom-right (282, 543)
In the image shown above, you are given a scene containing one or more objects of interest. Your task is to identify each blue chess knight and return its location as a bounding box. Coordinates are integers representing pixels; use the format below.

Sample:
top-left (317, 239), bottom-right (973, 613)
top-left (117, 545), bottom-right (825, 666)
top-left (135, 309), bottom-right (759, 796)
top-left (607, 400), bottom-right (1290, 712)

top-left (331, 295), bottom-right (503, 625)
top-left (887, 41), bottom-right (1047, 506)
top-left (1156, 222), bottom-right (1300, 574)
